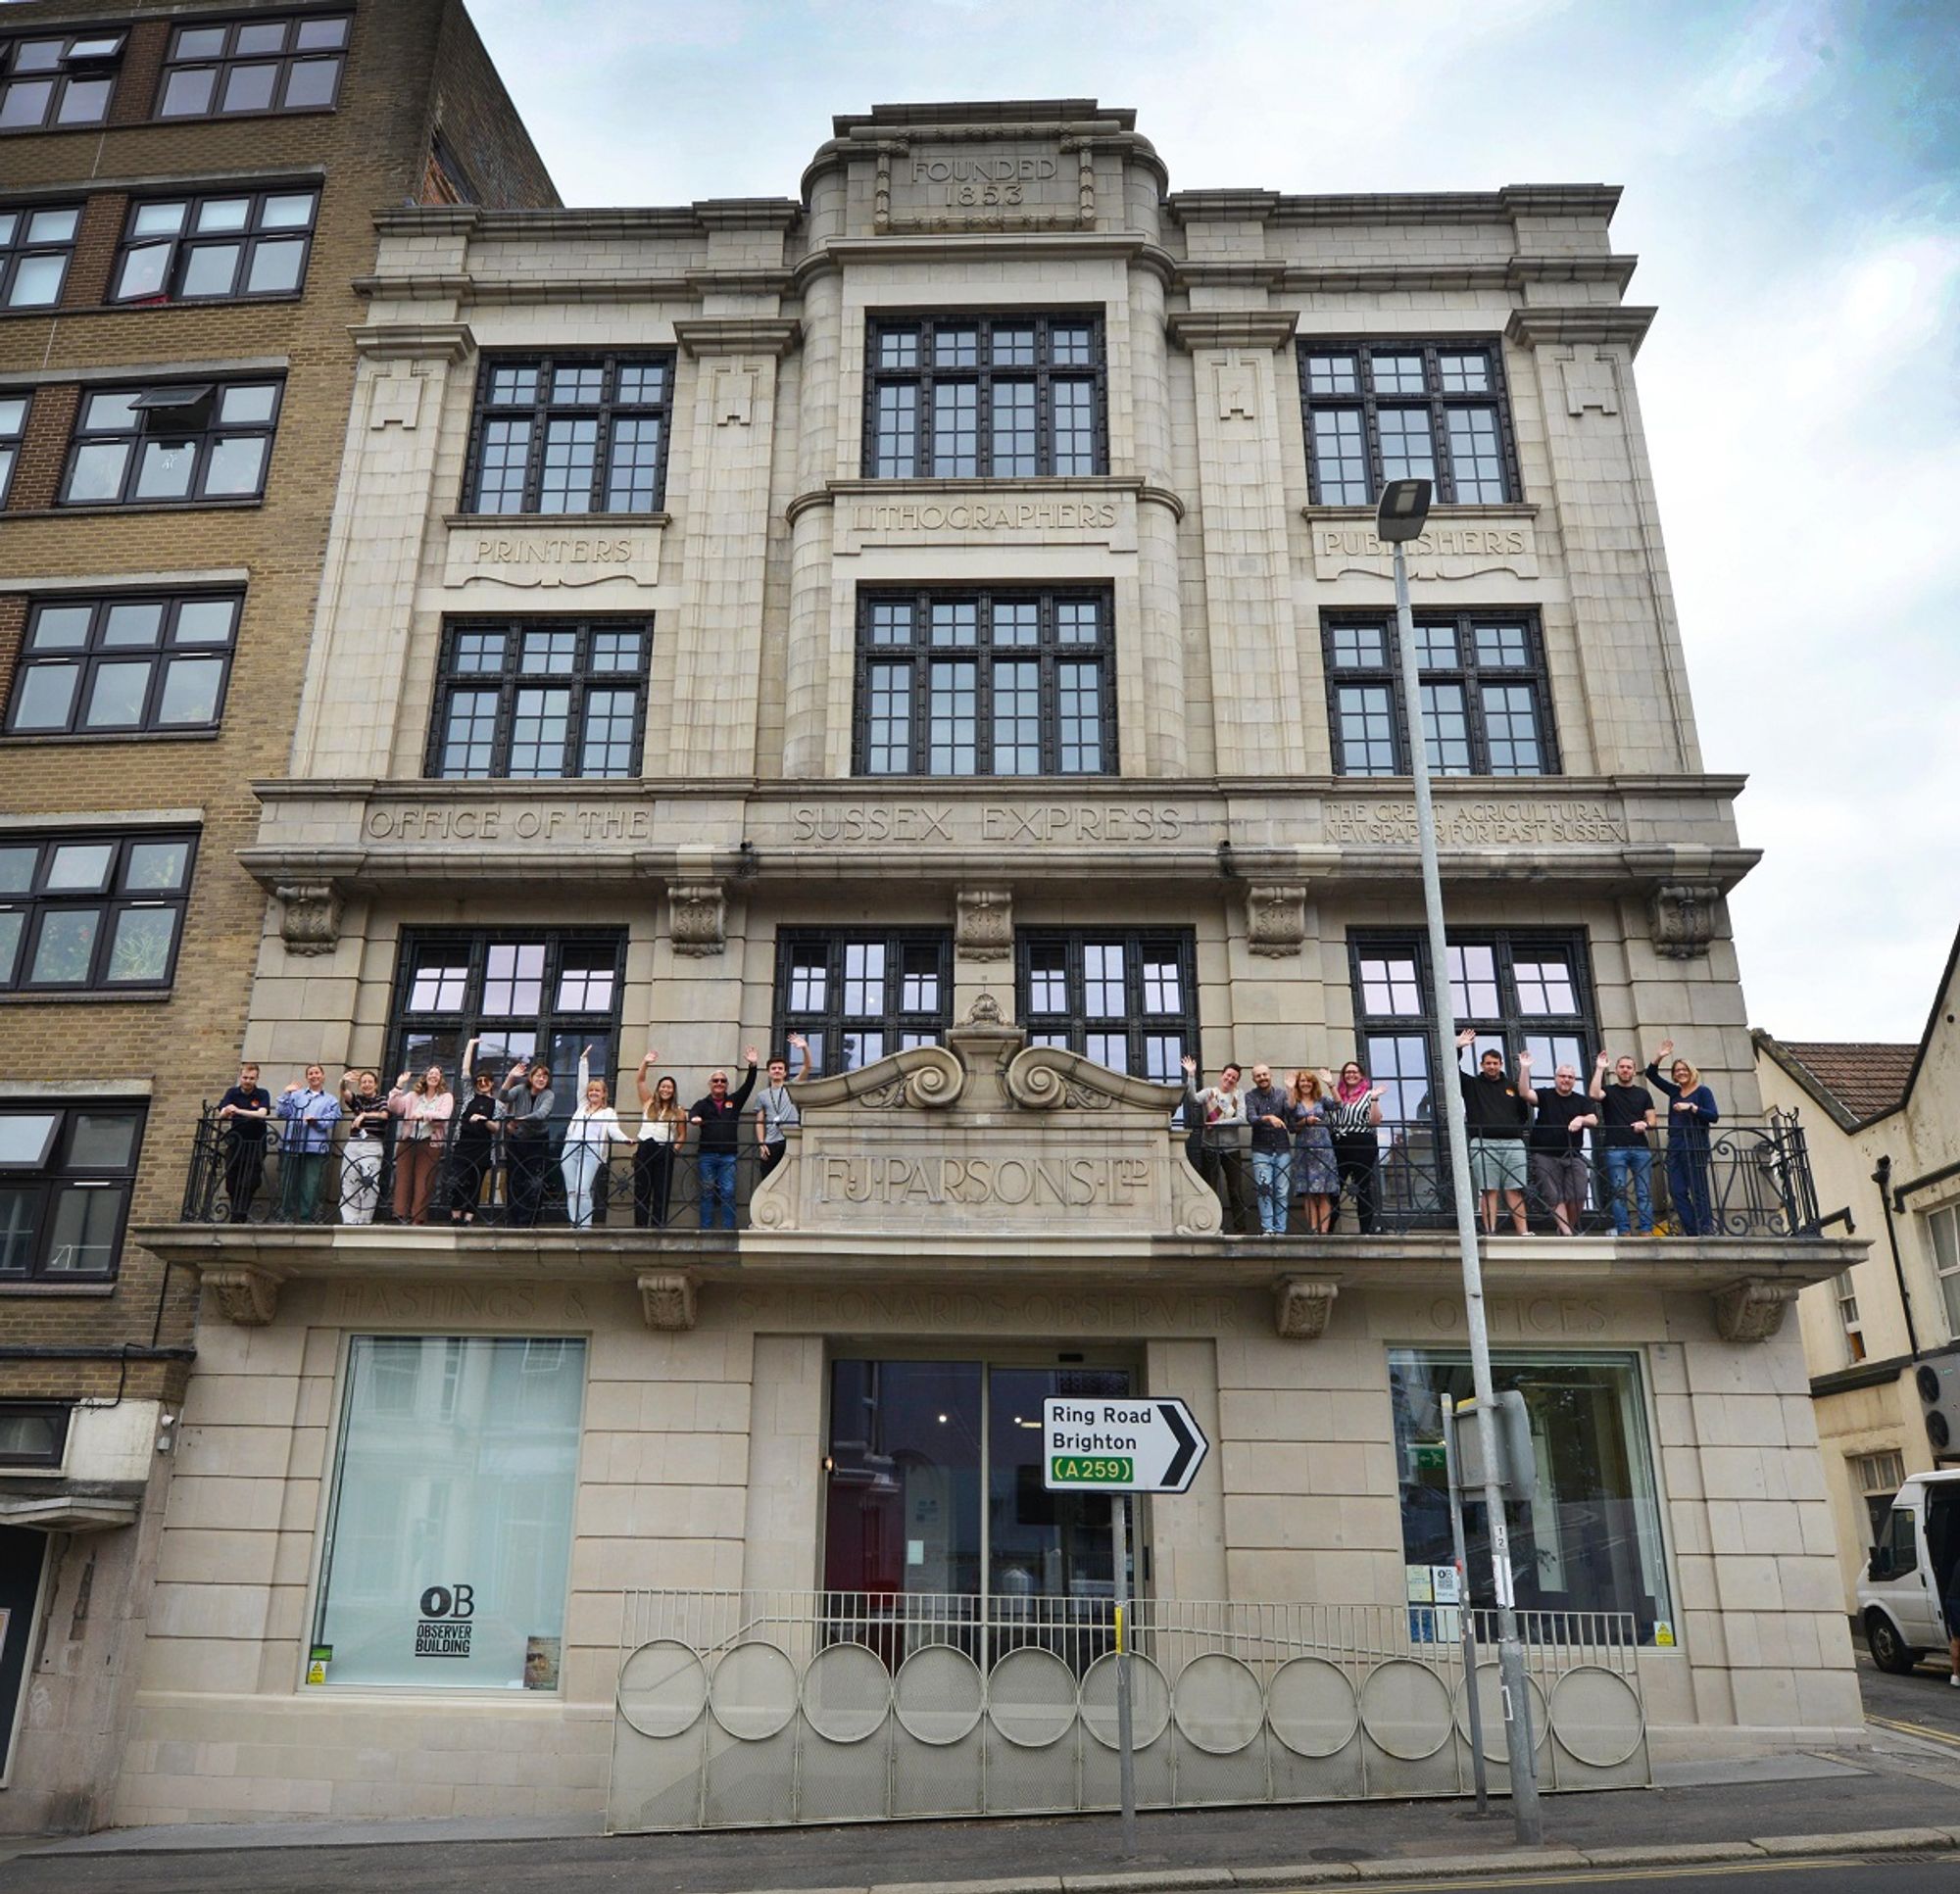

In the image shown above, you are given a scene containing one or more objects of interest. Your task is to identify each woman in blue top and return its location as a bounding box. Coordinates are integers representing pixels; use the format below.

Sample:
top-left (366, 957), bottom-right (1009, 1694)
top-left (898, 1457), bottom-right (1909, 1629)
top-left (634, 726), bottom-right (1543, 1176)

top-left (1645, 1039), bottom-right (1719, 1236)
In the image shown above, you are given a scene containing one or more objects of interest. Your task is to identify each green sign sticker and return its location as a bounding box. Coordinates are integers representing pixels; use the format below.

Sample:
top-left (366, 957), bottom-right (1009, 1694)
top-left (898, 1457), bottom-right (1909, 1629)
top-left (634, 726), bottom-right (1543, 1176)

top-left (1050, 1455), bottom-right (1135, 1485)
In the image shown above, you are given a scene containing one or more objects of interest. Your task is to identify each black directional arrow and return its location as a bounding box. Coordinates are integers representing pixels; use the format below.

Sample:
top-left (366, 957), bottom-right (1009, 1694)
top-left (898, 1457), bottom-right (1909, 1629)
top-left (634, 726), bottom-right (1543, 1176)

top-left (1158, 1399), bottom-right (1201, 1491)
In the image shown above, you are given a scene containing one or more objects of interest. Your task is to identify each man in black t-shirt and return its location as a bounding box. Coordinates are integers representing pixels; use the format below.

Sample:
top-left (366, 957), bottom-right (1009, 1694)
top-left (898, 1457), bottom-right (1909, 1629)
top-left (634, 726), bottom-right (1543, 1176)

top-left (1454, 1030), bottom-right (1533, 1235)
top-left (1524, 1062), bottom-right (1597, 1234)
top-left (691, 1048), bottom-right (759, 1232)
top-left (216, 1060), bottom-right (271, 1223)
top-left (1590, 1051), bottom-right (1658, 1236)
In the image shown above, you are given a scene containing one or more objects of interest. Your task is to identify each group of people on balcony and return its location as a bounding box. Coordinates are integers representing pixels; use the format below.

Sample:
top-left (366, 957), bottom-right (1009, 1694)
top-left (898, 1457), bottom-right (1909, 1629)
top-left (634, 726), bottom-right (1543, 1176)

top-left (213, 1038), bottom-right (816, 1232)
top-left (1181, 1039), bottom-right (1721, 1238)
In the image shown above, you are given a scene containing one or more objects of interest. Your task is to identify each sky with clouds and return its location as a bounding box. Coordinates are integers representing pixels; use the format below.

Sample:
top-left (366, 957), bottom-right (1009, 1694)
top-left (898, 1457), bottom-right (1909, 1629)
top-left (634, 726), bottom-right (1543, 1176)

top-left (466, 0), bottom-right (1959, 1044)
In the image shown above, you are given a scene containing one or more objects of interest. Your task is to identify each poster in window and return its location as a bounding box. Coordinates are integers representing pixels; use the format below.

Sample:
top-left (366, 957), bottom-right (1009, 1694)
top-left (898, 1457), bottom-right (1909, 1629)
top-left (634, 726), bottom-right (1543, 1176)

top-left (524, 1634), bottom-right (561, 1691)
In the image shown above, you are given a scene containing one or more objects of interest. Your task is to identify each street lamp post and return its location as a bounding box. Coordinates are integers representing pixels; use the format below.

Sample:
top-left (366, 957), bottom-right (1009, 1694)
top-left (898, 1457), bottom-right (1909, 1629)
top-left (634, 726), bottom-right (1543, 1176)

top-left (1376, 476), bottom-right (1544, 1845)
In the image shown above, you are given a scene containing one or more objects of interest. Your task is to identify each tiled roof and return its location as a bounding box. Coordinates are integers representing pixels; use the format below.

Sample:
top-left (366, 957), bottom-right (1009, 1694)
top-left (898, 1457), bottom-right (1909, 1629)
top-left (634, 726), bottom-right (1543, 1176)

top-left (1777, 1042), bottom-right (1918, 1124)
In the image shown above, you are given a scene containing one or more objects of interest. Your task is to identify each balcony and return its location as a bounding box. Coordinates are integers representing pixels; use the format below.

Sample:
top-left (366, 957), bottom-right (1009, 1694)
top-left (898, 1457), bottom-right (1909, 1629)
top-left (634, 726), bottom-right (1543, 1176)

top-left (141, 1014), bottom-right (1853, 1340)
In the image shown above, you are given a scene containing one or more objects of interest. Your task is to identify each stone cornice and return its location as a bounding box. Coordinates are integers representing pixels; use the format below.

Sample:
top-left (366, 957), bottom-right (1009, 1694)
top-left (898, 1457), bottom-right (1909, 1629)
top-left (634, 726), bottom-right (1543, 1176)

top-left (1166, 310), bottom-right (1299, 352)
top-left (671, 316), bottom-right (802, 359)
top-left (1506, 305), bottom-right (1657, 356)
top-left (792, 234), bottom-right (1178, 290)
top-left (349, 321), bottom-right (474, 363)
top-left (785, 472), bottom-right (1184, 526)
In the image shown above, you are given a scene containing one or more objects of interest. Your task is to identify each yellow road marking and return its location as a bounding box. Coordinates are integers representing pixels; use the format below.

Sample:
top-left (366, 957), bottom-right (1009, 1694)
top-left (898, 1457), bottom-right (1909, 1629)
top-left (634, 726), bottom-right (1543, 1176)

top-left (1869, 1711), bottom-right (1960, 1749)
top-left (1263, 1861), bottom-right (1857, 1892)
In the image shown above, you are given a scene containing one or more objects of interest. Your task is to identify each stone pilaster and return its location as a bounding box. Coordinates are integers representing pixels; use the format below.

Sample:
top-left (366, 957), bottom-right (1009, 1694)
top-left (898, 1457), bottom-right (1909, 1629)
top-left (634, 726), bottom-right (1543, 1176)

top-left (663, 316), bottom-right (800, 778)
top-left (1168, 310), bottom-right (1308, 776)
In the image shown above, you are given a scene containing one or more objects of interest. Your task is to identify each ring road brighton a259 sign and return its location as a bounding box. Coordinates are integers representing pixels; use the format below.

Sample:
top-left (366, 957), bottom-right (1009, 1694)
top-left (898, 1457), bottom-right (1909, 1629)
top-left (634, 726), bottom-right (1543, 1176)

top-left (1043, 1396), bottom-right (1209, 1494)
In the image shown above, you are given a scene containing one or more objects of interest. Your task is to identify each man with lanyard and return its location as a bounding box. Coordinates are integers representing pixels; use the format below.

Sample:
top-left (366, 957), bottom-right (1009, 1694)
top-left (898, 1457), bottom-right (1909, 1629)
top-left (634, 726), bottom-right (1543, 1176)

top-left (755, 1033), bottom-right (814, 1181)
top-left (691, 1047), bottom-right (759, 1231)
top-left (1453, 1030), bottom-right (1533, 1236)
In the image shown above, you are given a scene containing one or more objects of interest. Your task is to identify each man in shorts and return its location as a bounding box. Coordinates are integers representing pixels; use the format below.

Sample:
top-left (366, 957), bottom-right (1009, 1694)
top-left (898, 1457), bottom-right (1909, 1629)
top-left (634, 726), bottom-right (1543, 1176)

top-left (1455, 1029), bottom-right (1532, 1235)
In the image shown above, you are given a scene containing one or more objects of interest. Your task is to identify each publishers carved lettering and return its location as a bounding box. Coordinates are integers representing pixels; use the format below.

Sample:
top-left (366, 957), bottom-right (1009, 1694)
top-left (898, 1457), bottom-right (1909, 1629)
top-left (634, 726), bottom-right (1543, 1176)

top-left (816, 1153), bottom-right (1151, 1210)
top-left (786, 803), bottom-right (1188, 846)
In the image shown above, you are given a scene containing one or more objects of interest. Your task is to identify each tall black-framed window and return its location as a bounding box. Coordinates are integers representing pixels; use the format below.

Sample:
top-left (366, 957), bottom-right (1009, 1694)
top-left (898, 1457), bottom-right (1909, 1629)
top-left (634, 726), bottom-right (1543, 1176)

top-left (154, 14), bottom-right (349, 119)
top-left (60, 378), bottom-right (282, 507)
top-left (1016, 929), bottom-right (1197, 1087)
top-left (0, 831), bottom-right (197, 993)
top-left (464, 354), bottom-right (674, 515)
top-left (1349, 929), bottom-right (1596, 1127)
top-left (0, 1101), bottom-right (145, 1283)
top-left (855, 588), bottom-right (1114, 777)
top-left (390, 930), bottom-right (626, 1102)
top-left (864, 313), bottom-right (1106, 479)
top-left (112, 187), bottom-right (318, 304)
top-left (773, 930), bottom-right (952, 1076)
top-left (0, 29), bottom-right (123, 131)
top-left (6, 592), bottom-right (241, 739)
top-left (426, 618), bottom-right (650, 780)
top-left (1323, 610), bottom-right (1556, 777)
top-left (0, 204), bottom-right (79, 308)
top-left (1298, 339), bottom-right (1518, 507)
top-left (0, 392), bottom-right (28, 504)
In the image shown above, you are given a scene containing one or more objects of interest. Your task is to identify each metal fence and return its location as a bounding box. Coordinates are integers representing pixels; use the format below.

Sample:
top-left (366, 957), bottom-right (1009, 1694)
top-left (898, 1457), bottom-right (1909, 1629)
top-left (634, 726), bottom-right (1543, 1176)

top-left (609, 1589), bottom-right (1648, 1832)
top-left (178, 1110), bottom-right (764, 1232)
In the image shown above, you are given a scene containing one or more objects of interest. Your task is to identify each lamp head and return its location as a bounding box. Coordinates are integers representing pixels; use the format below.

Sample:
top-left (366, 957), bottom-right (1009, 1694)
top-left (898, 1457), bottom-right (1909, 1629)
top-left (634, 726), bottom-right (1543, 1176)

top-left (1375, 477), bottom-right (1433, 544)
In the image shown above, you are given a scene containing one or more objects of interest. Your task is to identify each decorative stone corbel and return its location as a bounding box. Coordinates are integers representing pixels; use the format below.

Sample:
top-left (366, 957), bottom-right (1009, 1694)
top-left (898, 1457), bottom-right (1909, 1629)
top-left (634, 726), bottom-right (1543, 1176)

top-left (1650, 883), bottom-right (1723, 960)
top-left (637, 1271), bottom-right (698, 1332)
top-left (275, 882), bottom-right (342, 956)
top-left (956, 889), bottom-right (1013, 960)
top-left (667, 882), bottom-right (726, 956)
top-left (1711, 1278), bottom-right (1798, 1343)
top-left (1274, 1278), bottom-right (1340, 1340)
top-left (1247, 886), bottom-right (1307, 957)
top-left (202, 1264), bottom-right (281, 1327)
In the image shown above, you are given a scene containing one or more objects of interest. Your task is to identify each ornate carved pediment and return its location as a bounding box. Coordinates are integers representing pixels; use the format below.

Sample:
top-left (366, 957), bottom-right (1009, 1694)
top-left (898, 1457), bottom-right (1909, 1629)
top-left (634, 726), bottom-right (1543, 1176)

top-left (749, 1020), bottom-right (1214, 1239)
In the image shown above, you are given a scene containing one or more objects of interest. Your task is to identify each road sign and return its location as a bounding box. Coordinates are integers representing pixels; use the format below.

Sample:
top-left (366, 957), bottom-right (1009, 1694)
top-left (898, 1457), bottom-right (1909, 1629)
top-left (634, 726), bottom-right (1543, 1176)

top-left (1042, 1396), bottom-right (1208, 1494)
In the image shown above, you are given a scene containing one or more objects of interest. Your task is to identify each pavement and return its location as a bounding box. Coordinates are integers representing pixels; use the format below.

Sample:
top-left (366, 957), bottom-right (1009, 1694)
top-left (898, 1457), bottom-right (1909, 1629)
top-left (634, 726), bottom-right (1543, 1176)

top-left (4, 1655), bottom-right (1960, 1893)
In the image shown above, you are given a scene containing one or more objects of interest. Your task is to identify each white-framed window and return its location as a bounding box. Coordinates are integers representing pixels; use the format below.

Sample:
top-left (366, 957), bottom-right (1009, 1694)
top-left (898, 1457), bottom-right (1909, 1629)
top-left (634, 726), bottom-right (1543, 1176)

top-left (1927, 1202), bottom-right (1960, 1338)
top-left (1834, 1270), bottom-right (1865, 1363)
top-left (311, 1336), bottom-right (584, 1691)
top-left (1848, 1447), bottom-right (1906, 1540)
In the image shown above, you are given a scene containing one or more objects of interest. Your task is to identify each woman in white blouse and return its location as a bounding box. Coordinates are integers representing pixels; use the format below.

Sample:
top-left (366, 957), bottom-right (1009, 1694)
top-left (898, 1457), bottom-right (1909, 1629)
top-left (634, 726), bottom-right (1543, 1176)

top-left (633, 1051), bottom-right (688, 1227)
top-left (561, 1045), bottom-right (629, 1228)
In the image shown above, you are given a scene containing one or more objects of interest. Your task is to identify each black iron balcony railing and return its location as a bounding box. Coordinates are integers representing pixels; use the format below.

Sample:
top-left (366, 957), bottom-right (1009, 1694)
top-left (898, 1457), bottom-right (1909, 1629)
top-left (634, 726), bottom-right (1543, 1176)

top-left (179, 1111), bottom-right (764, 1232)
top-left (1195, 1116), bottom-right (1820, 1239)
top-left (179, 1109), bottom-right (1819, 1241)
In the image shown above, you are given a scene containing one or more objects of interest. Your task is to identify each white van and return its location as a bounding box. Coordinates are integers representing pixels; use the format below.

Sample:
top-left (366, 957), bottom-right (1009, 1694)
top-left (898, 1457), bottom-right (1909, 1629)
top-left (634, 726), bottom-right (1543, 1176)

top-left (1858, 1467), bottom-right (1960, 1675)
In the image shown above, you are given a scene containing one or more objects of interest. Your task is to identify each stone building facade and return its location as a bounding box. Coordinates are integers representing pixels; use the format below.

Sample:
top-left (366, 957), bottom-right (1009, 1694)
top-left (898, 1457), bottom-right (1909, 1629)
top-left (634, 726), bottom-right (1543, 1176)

top-left (0, 0), bottom-right (554, 1833)
top-left (111, 99), bottom-right (1867, 1827)
top-left (1757, 929), bottom-right (1960, 1611)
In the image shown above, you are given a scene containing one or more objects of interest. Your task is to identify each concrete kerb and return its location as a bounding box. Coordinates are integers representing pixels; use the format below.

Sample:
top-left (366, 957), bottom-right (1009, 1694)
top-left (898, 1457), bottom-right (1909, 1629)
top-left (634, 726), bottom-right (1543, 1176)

top-left (893, 1828), bottom-right (1960, 1894)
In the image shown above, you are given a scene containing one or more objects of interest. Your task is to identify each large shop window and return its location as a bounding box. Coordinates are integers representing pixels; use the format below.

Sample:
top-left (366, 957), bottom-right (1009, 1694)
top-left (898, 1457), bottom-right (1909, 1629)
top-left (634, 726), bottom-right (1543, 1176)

top-left (464, 354), bottom-right (673, 516)
top-left (825, 1359), bottom-right (1131, 1604)
top-left (773, 930), bottom-right (952, 1075)
top-left (313, 1336), bottom-right (584, 1690)
top-left (1349, 930), bottom-right (1596, 1129)
top-left (0, 1102), bottom-right (144, 1283)
top-left (1017, 929), bottom-right (1197, 1087)
top-left (390, 929), bottom-right (625, 1100)
top-left (1322, 611), bottom-right (1557, 777)
top-left (864, 313), bottom-right (1107, 479)
top-left (426, 618), bottom-right (650, 780)
top-left (1390, 1349), bottom-right (1674, 1644)
top-left (855, 589), bottom-right (1115, 777)
top-left (1298, 338), bottom-right (1518, 507)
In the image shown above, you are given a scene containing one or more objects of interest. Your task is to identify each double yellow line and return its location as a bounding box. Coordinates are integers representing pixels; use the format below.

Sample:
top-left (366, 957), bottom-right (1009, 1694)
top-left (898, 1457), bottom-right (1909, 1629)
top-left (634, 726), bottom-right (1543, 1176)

top-left (1869, 1710), bottom-right (1960, 1749)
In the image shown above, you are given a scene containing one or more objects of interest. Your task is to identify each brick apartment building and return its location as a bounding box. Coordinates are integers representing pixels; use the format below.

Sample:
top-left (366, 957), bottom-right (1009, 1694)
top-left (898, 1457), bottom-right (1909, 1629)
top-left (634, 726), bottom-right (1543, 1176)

top-left (0, 0), bottom-right (553, 1830)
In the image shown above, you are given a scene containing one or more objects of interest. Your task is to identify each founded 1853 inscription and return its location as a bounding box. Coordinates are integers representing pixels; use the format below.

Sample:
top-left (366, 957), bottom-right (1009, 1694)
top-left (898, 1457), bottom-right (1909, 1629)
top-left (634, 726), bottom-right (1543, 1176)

top-left (878, 136), bottom-right (1094, 233)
